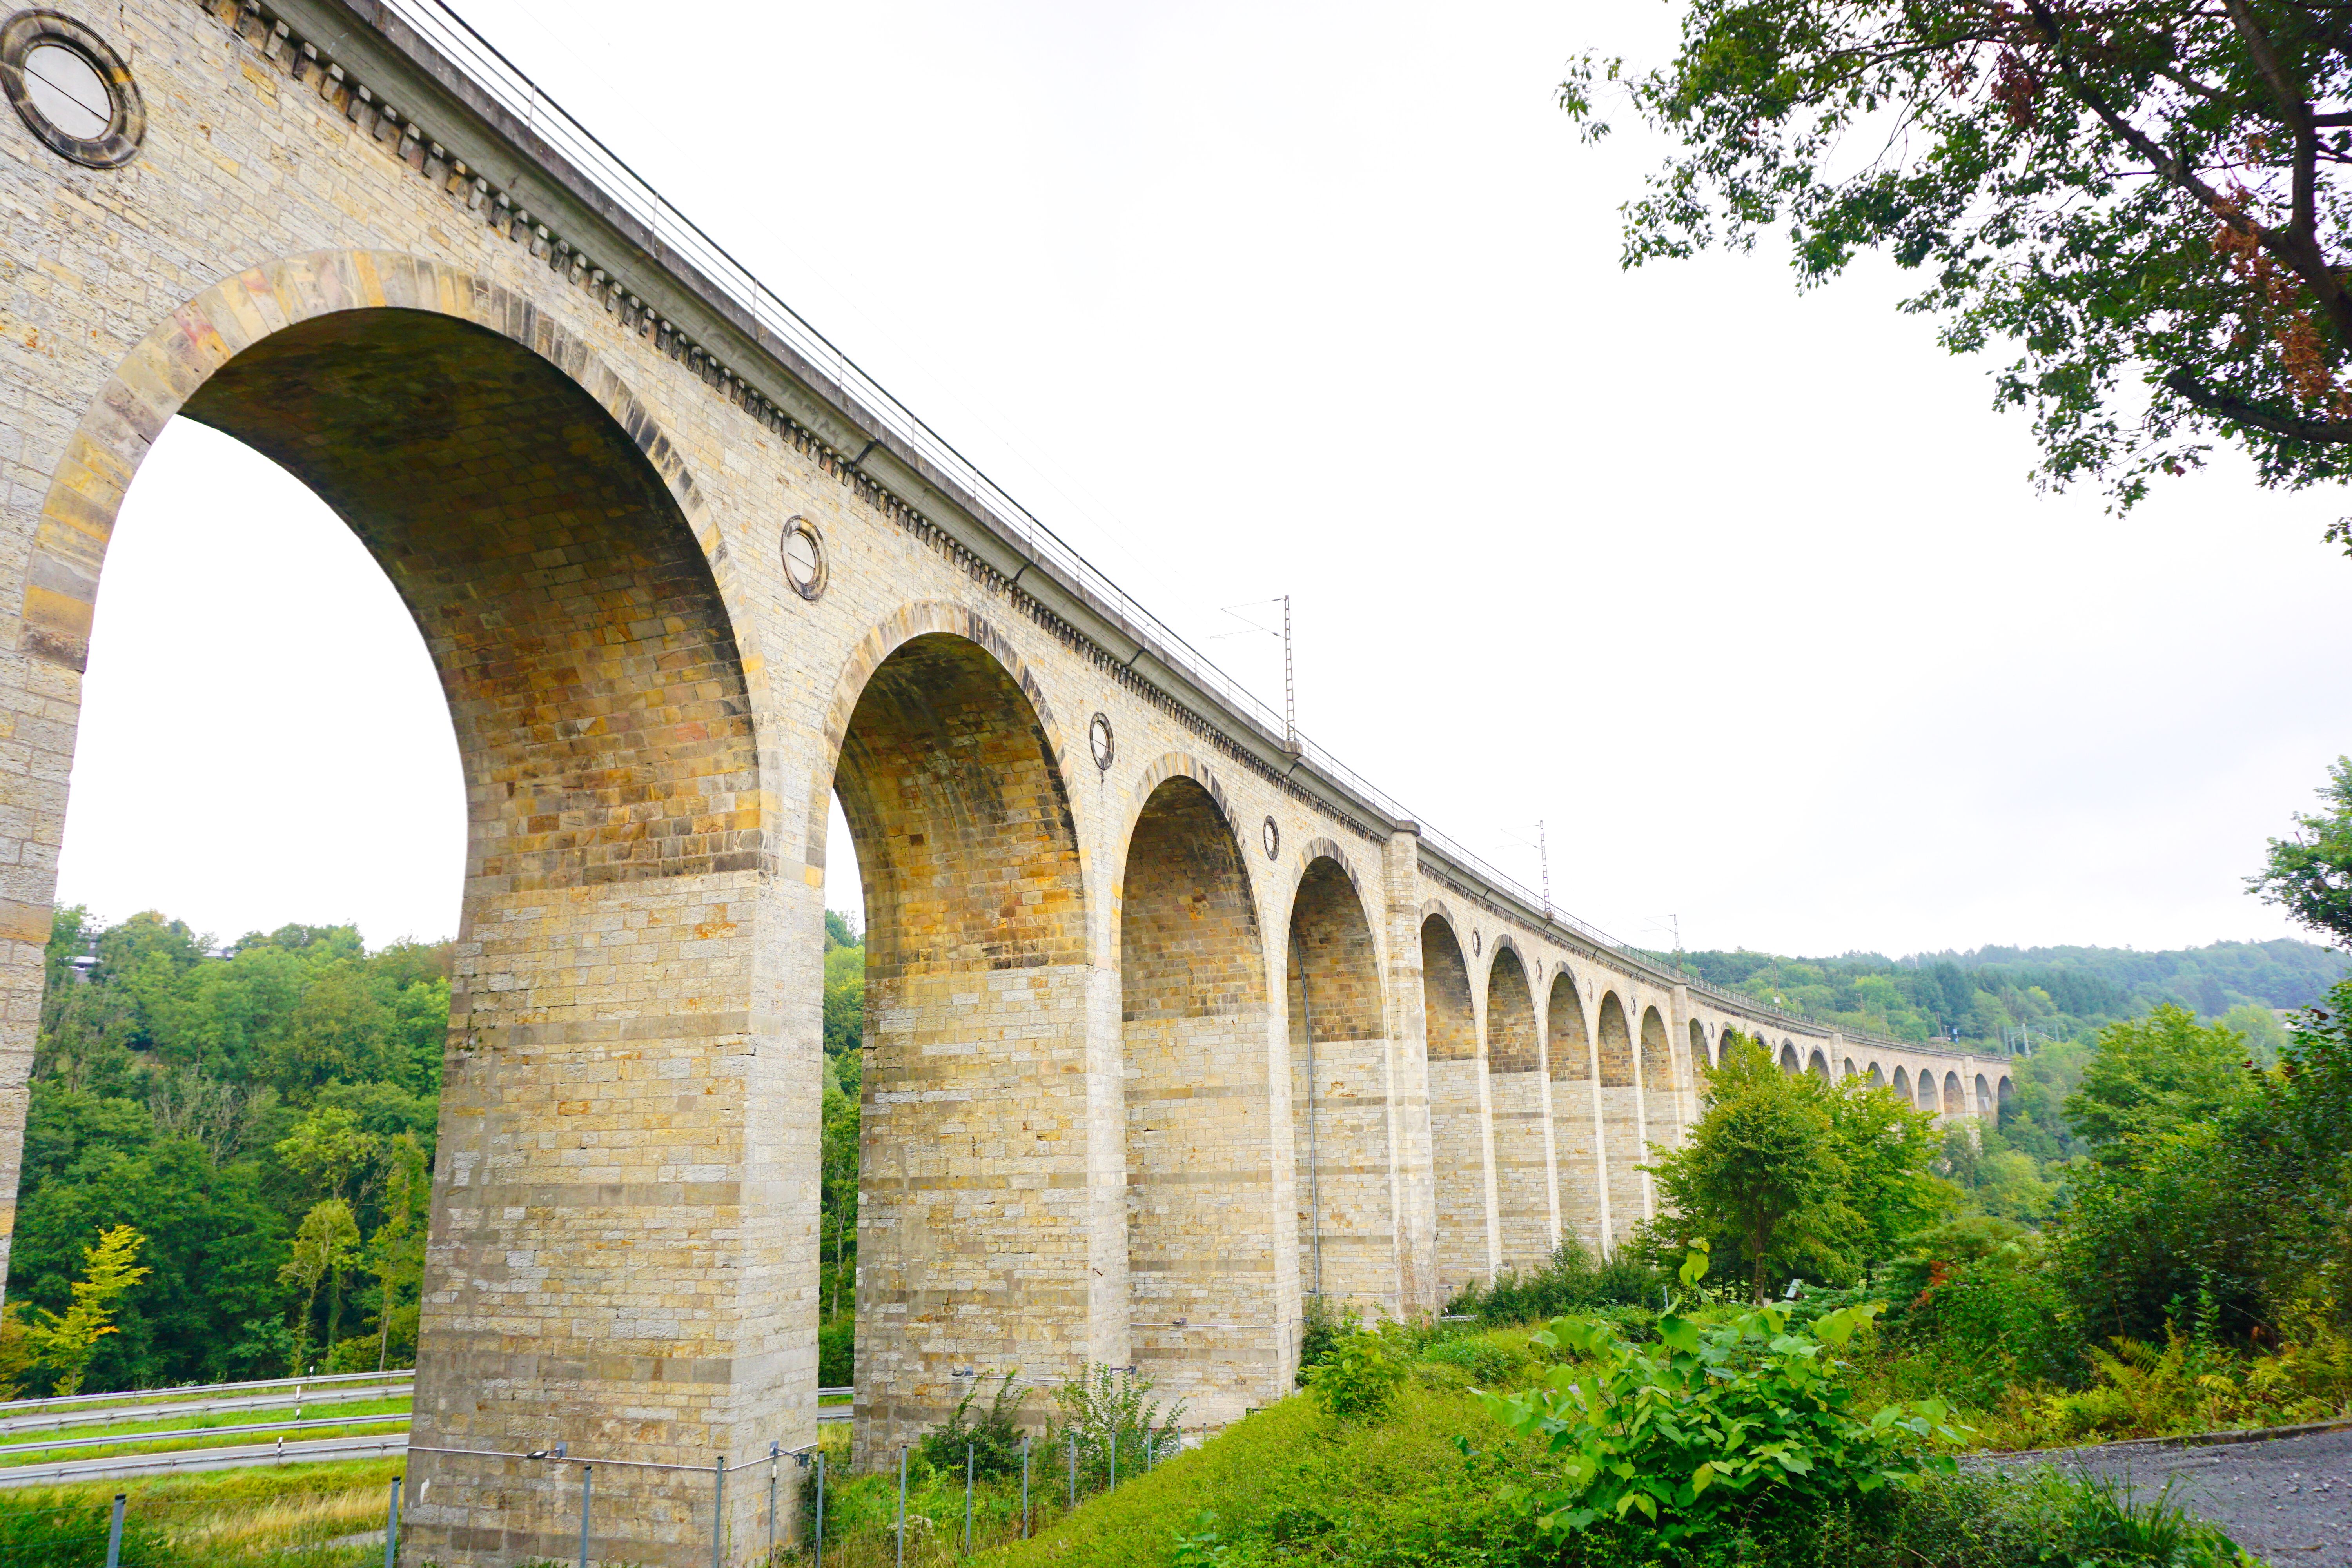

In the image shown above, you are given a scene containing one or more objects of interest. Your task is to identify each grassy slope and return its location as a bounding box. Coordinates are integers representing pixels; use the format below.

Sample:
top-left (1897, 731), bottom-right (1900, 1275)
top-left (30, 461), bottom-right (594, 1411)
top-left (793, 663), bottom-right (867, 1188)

top-left (981, 1368), bottom-right (1550, 1568)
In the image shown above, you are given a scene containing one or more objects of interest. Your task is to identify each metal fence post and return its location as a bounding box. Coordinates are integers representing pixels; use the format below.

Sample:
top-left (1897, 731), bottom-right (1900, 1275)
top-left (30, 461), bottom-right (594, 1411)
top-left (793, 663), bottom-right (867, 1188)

top-left (383, 1476), bottom-right (401, 1568)
top-left (1067, 1429), bottom-right (1076, 1510)
top-left (896, 1446), bottom-right (908, 1568)
top-left (1021, 1435), bottom-right (1031, 1538)
top-left (104, 1493), bottom-right (124, 1568)
top-left (578, 1465), bottom-right (592, 1568)
top-left (1109, 1428), bottom-right (1117, 1493)
top-left (711, 1454), bottom-right (726, 1568)
top-left (767, 1441), bottom-right (779, 1564)
top-left (815, 1450), bottom-right (826, 1568)
top-left (964, 1440), bottom-right (974, 1555)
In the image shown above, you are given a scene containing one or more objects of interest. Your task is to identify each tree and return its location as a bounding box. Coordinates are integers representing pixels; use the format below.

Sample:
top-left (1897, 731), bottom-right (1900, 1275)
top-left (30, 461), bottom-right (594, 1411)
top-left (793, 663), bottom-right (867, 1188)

top-left (6, 1225), bottom-right (152, 1397)
top-left (2249, 755), bottom-right (2352, 945)
top-left (2064, 1004), bottom-right (2257, 1165)
top-left (279, 1199), bottom-right (361, 1375)
top-left (359, 1133), bottom-right (428, 1373)
top-left (820, 1086), bottom-right (860, 1318)
top-left (1564, 4), bottom-right (2352, 541)
top-left (1648, 1033), bottom-right (1847, 1303)
top-left (274, 1106), bottom-right (381, 1205)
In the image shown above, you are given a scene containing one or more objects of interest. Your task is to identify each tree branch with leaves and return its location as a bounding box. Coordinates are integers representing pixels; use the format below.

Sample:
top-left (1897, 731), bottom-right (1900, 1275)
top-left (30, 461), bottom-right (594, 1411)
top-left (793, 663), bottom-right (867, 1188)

top-left (1567, 1), bottom-right (2352, 544)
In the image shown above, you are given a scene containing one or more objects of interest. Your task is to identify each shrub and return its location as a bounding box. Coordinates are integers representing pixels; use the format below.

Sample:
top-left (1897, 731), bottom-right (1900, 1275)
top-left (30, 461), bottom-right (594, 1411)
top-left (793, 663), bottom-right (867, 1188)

top-left (1049, 1363), bottom-right (1185, 1487)
top-left (1481, 1244), bottom-right (1966, 1546)
top-left (1296, 1294), bottom-right (1360, 1385)
top-left (816, 1315), bottom-right (853, 1388)
top-left (1303, 1327), bottom-right (1406, 1421)
top-left (1417, 1334), bottom-right (1523, 1386)
top-left (917, 1368), bottom-right (1029, 1479)
top-left (1446, 1236), bottom-right (1663, 1325)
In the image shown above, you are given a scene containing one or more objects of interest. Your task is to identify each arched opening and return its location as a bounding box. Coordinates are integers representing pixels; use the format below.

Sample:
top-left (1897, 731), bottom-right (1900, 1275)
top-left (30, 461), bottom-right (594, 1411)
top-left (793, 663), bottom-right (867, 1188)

top-left (1842, 1057), bottom-right (1858, 1079)
top-left (1779, 1042), bottom-right (1801, 1074)
top-left (53, 303), bottom-right (771, 1546)
top-left (835, 631), bottom-right (1087, 1461)
top-left (1595, 993), bottom-right (1643, 1247)
top-left (1867, 1062), bottom-right (1885, 1087)
top-left (1806, 1048), bottom-right (1831, 1082)
top-left (1485, 947), bottom-right (1551, 1270)
top-left (1892, 1065), bottom-right (1912, 1100)
top-left (1121, 776), bottom-right (1270, 1420)
top-left (1689, 1019), bottom-right (1709, 1074)
top-left (1421, 916), bottom-right (1495, 1292)
top-left (1917, 1070), bottom-right (1939, 1113)
top-left (1943, 1071), bottom-right (1964, 1119)
top-left (1974, 1073), bottom-right (1992, 1118)
top-left (1996, 1075), bottom-right (2016, 1125)
top-left (1639, 1006), bottom-right (1678, 1154)
top-left (1547, 973), bottom-right (1601, 1251)
top-left (1289, 858), bottom-right (1389, 1316)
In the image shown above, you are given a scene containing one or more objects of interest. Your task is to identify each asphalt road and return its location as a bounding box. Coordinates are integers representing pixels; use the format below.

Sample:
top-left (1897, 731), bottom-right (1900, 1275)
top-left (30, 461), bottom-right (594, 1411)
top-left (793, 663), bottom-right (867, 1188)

top-left (1998, 1426), bottom-right (2352, 1566)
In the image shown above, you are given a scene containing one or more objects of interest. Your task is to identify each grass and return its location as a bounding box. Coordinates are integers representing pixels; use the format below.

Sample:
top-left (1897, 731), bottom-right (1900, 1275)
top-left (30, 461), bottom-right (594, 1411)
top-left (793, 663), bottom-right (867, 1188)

top-left (0, 1457), bottom-right (399, 1566)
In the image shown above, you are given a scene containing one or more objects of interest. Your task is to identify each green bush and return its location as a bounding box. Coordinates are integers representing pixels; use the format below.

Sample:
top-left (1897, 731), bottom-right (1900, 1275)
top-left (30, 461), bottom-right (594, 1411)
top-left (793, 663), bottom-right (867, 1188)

top-left (817, 1315), bottom-right (854, 1388)
top-left (1295, 1294), bottom-right (1361, 1385)
top-left (1303, 1327), bottom-right (1407, 1421)
top-left (1481, 1245), bottom-right (1966, 1546)
top-left (1447, 1236), bottom-right (1663, 1325)
top-left (918, 1368), bottom-right (1031, 1479)
top-left (1418, 1334), bottom-right (1523, 1386)
top-left (1815, 1467), bottom-right (2251, 1568)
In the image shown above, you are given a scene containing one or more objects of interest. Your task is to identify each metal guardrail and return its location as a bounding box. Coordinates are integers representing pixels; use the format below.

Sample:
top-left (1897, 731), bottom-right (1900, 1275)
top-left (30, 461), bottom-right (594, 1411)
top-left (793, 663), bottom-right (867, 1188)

top-left (0, 1368), bottom-right (412, 1418)
top-left (0, 1380), bottom-right (411, 1436)
top-left (0, 1433), bottom-right (410, 1487)
top-left (0, 1413), bottom-right (410, 1459)
top-left (354, 0), bottom-right (1980, 1069)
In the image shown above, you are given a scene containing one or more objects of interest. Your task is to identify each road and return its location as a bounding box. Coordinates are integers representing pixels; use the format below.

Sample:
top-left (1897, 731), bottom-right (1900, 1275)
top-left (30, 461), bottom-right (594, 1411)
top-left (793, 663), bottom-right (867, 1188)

top-left (1994, 1425), bottom-right (2352, 1566)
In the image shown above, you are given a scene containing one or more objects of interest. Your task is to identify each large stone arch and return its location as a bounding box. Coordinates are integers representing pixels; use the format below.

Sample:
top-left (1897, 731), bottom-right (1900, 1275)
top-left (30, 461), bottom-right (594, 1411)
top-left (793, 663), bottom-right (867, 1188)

top-left (1806, 1047), bottom-right (1831, 1081)
top-left (831, 626), bottom-right (1089, 1460)
top-left (20, 252), bottom-right (784, 1544)
top-left (1119, 772), bottom-right (1272, 1422)
top-left (1546, 970), bottom-right (1602, 1252)
top-left (1595, 992), bottom-right (1642, 1248)
top-left (1421, 912), bottom-right (1495, 1291)
top-left (1287, 852), bottom-right (1390, 1315)
top-left (809, 598), bottom-right (1073, 873)
top-left (1892, 1065), bottom-right (1913, 1101)
top-left (1944, 1071), bottom-right (1965, 1119)
top-left (1639, 1005), bottom-right (1679, 1160)
top-left (1484, 942), bottom-right (1551, 1269)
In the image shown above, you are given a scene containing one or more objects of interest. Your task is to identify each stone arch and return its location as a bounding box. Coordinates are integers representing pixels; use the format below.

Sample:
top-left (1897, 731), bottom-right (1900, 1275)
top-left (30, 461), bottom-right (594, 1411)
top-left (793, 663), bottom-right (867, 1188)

top-left (1975, 1073), bottom-right (1993, 1118)
top-left (1779, 1042), bottom-right (1802, 1074)
top-left (31, 254), bottom-right (779, 1498)
top-left (1806, 1047), bottom-right (1831, 1081)
top-left (1690, 1018), bottom-right (1708, 1074)
top-left (1485, 944), bottom-right (1550, 1269)
top-left (1595, 993), bottom-right (1642, 1246)
top-left (1289, 854), bottom-right (1390, 1312)
top-left (1918, 1070), bottom-right (1940, 1112)
top-left (1866, 1061), bottom-right (1886, 1087)
top-left (1996, 1074), bottom-right (2016, 1122)
top-left (1842, 1056), bottom-right (1858, 1079)
top-left (1892, 1065), bottom-right (1912, 1100)
top-left (1944, 1071), bottom-right (1964, 1117)
top-left (811, 598), bottom-right (1071, 867)
top-left (1120, 773), bottom-right (1270, 1419)
top-left (1423, 914), bottom-right (1494, 1290)
top-left (834, 626), bottom-right (1089, 1456)
top-left (1547, 971), bottom-right (1601, 1252)
top-left (1639, 1005), bottom-right (1678, 1156)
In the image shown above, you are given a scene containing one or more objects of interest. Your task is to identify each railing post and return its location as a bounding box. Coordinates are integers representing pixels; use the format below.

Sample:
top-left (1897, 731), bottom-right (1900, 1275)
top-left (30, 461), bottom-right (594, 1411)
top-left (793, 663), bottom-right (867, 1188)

top-left (1021, 1435), bottom-right (1030, 1539)
top-left (577, 1464), bottom-right (592, 1568)
top-left (382, 1476), bottom-right (401, 1568)
top-left (964, 1440), bottom-right (974, 1555)
top-left (1067, 1429), bottom-right (1076, 1510)
top-left (767, 1441), bottom-right (779, 1564)
top-left (896, 1446), bottom-right (907, 1568)
top-left (104, 1493), bottom-right (124, 1568)
top-left (815, 1450), bottom-right (826, 1568)
top-left (711, 1454), bottom-right (725, 1568)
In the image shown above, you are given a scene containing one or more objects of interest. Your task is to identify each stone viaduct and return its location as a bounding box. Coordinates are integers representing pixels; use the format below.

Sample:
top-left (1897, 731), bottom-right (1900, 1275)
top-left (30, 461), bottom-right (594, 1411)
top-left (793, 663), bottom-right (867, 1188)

top-left (0, 0), bottom-right (2013, 1558)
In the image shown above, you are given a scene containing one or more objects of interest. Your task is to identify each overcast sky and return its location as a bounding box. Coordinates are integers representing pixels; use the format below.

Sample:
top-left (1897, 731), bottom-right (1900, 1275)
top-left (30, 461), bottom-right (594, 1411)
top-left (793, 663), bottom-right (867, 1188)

top-left (54, 1), bottom-right (2352, 957)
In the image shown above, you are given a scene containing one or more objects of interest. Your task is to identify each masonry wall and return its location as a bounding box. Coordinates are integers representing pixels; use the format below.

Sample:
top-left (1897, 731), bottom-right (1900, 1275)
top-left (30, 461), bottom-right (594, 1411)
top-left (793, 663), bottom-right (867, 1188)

top-left (1485, 946), bottom-right (1554, 1271)
top-left (1421, 916), bottom-right (1497, 1294)
top-left (1547, 975), bottom-right (1605, 1252)
top-left (1289, 858), bottom-right (1394, 1312)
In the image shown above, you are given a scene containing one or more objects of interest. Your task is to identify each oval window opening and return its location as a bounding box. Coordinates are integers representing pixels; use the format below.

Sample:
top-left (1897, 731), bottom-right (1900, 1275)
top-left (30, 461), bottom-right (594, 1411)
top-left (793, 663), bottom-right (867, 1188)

top-left (24, 41), bottom-right (110, 139)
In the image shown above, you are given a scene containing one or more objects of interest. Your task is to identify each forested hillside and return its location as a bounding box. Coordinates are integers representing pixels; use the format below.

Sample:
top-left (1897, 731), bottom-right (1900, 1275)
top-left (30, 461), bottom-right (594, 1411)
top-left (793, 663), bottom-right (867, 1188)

top-left (11, 908), bottom-right (444, 1393)
top-left (1668, 938), bottom-right (2343, 1049)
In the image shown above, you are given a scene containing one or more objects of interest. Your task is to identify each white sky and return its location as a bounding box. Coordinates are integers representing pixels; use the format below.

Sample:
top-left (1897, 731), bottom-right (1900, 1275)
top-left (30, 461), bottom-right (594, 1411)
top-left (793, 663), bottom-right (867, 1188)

top-left (53, 1), bottom-right (2352, 957)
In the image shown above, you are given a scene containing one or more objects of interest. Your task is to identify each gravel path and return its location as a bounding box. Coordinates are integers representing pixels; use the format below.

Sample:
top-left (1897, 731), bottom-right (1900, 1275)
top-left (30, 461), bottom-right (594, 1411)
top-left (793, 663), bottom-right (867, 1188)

top-left (1989, 1425), bottom-right (2352, 1565)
